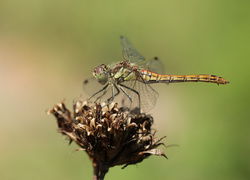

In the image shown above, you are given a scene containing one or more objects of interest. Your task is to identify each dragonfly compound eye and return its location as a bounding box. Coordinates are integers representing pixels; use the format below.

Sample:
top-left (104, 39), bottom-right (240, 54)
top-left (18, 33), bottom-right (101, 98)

top-left (94, 64), bottom-right (108, 85)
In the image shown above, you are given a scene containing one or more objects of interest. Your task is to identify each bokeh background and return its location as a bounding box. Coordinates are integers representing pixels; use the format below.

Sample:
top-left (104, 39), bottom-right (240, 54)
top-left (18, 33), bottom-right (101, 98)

top-left (0, 0), bottom-right (249, 180)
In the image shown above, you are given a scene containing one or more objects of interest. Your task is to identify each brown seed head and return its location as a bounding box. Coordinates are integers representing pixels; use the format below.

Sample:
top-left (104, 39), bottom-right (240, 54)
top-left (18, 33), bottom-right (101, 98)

top-left (48, 98), bottom-right (167, 178)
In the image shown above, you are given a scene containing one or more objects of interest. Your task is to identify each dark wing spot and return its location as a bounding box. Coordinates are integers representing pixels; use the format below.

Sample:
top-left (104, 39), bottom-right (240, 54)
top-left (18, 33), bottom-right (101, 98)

top-left (83, 79), bottom-right (89, 84)
top-left (154, 57), bottom-right (158, 60)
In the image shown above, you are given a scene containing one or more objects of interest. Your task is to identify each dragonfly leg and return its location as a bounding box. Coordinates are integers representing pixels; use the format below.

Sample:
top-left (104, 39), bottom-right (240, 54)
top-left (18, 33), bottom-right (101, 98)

top-left (99, 84), bottom-right (121, 110)
top-left (118, 85), bottom-right (135, 112)
top-left (90, 83), bottom-right (110, 102)
top-left (119, 83), bottom-right (141, 113)
top-left (118, 85), bottom-right (132, 103)
top-left (107, 83), bottom-right (120, 103)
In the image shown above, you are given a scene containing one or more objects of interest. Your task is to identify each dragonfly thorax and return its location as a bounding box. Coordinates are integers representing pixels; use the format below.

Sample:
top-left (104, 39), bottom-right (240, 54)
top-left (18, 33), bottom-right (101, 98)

top-left (111, 61), bottom-right (138, 83)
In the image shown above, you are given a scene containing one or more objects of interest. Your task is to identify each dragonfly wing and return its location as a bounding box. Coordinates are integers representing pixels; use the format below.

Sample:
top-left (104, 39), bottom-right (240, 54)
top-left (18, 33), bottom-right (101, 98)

top-left (83, 77), bottom-right (118, 101)
top-left (83, 77), bottom-right (102, 95)
top-left (120, 80), bottom-right (158, 113)
top-left (120, 36), bottom-right (145, 63)
top-left (139, 57), bottom-right (165, 74)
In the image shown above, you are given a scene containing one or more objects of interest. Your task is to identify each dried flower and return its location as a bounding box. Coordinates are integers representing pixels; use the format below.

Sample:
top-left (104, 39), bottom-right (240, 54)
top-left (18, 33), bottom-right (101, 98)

top-left (48, 98), bottom-right (167, 180)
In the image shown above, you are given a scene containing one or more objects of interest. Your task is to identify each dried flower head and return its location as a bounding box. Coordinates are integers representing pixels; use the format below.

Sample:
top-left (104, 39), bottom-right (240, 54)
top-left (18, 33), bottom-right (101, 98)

top-left (48, 98), bottom-right (167, 180)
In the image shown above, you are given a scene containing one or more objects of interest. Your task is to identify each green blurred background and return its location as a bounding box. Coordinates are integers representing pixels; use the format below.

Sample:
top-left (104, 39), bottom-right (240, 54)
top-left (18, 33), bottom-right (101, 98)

top-left (0, 0), bottom-right (249, 179)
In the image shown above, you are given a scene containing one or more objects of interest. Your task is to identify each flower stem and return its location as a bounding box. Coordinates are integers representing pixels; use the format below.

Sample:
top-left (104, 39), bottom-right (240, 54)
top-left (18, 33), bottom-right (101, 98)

top-left (93, 161), bottom-right (109, 180)
top-left (93, 161), bottom-right (99, 180)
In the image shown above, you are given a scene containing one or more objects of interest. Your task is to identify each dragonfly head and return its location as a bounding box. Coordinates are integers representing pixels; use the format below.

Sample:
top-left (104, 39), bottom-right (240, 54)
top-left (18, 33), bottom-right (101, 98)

top-left (93, 64), bottom-right (109, 85)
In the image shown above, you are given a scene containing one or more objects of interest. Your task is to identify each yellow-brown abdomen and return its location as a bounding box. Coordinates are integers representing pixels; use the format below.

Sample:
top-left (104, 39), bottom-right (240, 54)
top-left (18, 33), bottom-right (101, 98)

top-left (141, 70), bottom-right (229, 85)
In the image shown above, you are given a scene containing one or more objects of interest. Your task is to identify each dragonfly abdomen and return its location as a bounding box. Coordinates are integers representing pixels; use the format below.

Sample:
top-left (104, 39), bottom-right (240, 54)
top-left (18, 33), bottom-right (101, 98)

top-left (141, 70), bottom-right (229, 85)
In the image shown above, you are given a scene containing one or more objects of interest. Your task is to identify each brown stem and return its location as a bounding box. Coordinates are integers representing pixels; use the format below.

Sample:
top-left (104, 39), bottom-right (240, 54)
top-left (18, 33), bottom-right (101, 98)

top-left (99, 165), bottom-right (109, 180)
top-left (92, 161), bottom-right (109, 180)
top-left (93, 162), bottom-right (99, 180)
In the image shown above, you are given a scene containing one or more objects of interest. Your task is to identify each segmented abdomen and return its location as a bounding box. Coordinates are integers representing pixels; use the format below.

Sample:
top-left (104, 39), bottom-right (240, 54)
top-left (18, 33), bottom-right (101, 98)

top-left (141, 70), bottom-right (229, 85)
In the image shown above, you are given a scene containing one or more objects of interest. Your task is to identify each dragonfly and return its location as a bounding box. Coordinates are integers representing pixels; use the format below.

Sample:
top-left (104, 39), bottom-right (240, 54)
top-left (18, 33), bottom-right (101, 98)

top-left (83, 36), bottom-right (229, 113)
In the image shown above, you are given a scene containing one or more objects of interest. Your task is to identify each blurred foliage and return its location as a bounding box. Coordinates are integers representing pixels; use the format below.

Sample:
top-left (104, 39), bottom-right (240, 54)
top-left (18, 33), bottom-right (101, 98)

top-left (0, 0), bottom-right (249, 180)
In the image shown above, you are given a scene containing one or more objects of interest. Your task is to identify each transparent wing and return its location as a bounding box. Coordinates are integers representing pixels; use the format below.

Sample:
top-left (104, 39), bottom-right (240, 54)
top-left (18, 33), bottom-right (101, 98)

top-left (83, 77), bottom-right (158, 113)
top-left (83, 77), bottom-right (118, 101)
top-left (138, 57), bottom-right (165, 74)
top-left (120, 36), bottom-right (165, 74)
top-left (83, 77), bottom-right (103, 96)
top-left (120, 36), bottom-right (145, 63)
top-left (120, 80), bottom-right (158, 113)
